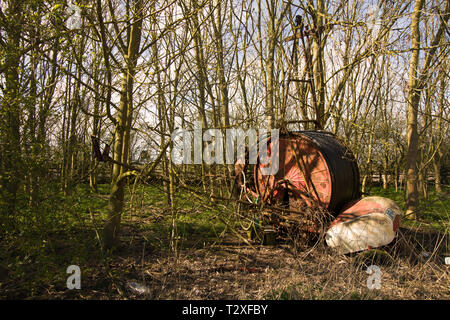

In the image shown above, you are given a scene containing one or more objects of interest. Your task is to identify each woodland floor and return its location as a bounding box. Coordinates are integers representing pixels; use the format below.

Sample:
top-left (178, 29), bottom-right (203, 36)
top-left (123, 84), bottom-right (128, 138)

top-left (0, 184), bottom-right (449, 300)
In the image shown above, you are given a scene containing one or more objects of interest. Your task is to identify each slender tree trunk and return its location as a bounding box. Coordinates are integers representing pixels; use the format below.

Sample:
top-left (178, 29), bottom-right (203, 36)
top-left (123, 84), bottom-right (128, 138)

top-left (382, 154), bottom-right (388, 190)
top-left (27, 16), bottom-right (39, 209)
top-left (361, 105), bottom-right (378, 194)
top-left (433, 62), bottom-right (445, 194)
top-left (394, 165), bottom-right (399, 192)
top-left (211, 0), bottom-right (233, 193)
top-left (405, 0), bottom-right (424, 219)
top-left (65, 85), bottom-right (79, 196)
top-left (405, 0), bottom-right (449, 217)
top-left (104, 0), bottom-right (144, 248)
top-left (191, 0), bottom-right (211, 196)
top-left (90, 65), bottom-right (103, 193)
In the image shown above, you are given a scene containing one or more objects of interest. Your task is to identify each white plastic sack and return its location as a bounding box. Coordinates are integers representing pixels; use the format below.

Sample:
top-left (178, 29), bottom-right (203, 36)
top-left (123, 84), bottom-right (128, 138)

top-left (325, 196), bottom-right (403, 254)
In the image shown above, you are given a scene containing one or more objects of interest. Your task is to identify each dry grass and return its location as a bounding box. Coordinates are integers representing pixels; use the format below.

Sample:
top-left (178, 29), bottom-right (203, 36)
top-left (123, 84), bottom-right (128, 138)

top-left (37, 224), bottom-right (449, 300)
top-left (2, 182), bottom-right (447, 300)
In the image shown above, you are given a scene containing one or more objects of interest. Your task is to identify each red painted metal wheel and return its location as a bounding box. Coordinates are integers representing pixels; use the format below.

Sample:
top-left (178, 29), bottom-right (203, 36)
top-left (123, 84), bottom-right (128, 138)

top-left (239, 131), bottom-right (360, 215)
top-left (234, 131), bottom-right (360, 240)
top-left (255, 133), bottom-right (333, 210)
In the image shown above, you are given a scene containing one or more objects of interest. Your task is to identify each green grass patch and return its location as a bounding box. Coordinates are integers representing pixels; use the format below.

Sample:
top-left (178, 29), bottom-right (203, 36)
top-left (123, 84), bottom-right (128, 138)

top-left (367, 185), bottom-right (449, 233)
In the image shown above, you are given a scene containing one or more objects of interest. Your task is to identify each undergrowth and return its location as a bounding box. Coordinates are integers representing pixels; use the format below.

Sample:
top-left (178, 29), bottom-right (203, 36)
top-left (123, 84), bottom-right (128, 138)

top-left (0, 183), bottom-right (448, 299)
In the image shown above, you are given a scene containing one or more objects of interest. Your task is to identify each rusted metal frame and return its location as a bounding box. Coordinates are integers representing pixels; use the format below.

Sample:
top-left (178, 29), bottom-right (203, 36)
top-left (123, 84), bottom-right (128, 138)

top-left (168, 166), bottom-right (320, 221)
top-left (282, 15), bottom-right (323, 130)
top-left (234, 182), bottom-right (326, 236)
top-left (285, 119), bottom-right (322, 130)
top-left (240, 184), bottom-right (316, 211)
top-left (238, 198), bottom-right (319, 217)
top-left (280, 16), bottom-right (302, 127)
top-left (297, 20), bottom-right (322, 130)
top-left (263, 207), bottom-right (324, 237)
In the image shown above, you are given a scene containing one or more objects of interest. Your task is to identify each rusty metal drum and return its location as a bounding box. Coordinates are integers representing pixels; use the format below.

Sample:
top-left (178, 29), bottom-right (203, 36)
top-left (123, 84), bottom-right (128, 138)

top-left (251, 131), bottom-right (360, 215)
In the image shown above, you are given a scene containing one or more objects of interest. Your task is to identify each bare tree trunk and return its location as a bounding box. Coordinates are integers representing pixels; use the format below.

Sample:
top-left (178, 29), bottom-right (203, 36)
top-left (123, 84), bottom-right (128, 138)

top-left (90, 64), bottom-right (103, 193)
top-left (104, 0), bottom-right (144, 248)
top-left (382, 153), bottom-right (389, 190)
top-left (27, 15), bottom-right (39, 209)
top-left (190, 0), bottom-right (212, 197)
top-left (261, 0), bottom-right (288, 129)
top-left (64, 80), bottom-right (79, 196)
top-left (394, 165), bottom-right (399, 192)
top-left (433, 62), bottom-right (446, 194)
top-left (405, 0), bottom-right (424, 219)
top-left (405, 0), bottom-right (449, 218)
top-left (211, 0), bottom-right (233, 193)
top-left (361, 104), bottom-right (378, 194)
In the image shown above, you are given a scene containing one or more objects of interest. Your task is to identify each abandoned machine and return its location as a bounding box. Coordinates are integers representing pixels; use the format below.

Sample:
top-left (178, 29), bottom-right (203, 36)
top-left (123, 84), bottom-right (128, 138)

top-left (233, 16), bottom-right (403, 254)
